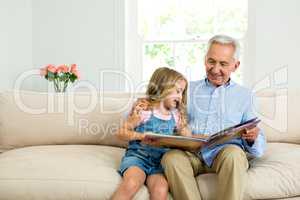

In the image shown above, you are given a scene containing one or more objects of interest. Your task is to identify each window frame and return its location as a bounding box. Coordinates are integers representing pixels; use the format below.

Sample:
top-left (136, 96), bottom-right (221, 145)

top-left (125, 0), bottom-right (247, 91)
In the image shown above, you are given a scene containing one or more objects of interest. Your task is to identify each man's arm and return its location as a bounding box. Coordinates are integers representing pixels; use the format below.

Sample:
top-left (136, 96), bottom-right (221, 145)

top-left (117, 105), bottom-right (146, 141)
top-left (241, 93), bottom-right (266, 157)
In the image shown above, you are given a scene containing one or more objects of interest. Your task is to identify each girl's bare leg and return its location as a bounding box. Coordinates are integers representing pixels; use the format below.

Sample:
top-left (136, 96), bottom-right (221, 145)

top-left (146, 174), bottom-right (169, 200)
top-left (111, 166), bottom-right (146, 200)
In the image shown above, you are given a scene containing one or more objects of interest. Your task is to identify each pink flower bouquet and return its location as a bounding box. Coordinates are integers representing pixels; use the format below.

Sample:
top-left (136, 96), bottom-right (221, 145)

top-left (40, 64), bottom-right (80, 92)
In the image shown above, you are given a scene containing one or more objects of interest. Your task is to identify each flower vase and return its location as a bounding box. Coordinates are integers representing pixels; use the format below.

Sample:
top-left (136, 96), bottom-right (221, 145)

top-left (53, 79), bottom-right (68, 93)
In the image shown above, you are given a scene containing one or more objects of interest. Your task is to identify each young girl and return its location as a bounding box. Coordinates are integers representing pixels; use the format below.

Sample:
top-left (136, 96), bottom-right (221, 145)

top-left (111, 67), bottom-right (192, 200)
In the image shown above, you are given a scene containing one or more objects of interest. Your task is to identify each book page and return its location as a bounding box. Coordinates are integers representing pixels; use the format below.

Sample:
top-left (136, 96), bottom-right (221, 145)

top-left (143, 118), bottom-right (260, 150)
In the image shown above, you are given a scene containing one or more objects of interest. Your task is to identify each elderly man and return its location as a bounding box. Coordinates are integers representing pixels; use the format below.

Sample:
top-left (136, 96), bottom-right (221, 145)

top-left (161, 35), bottom-right (266, 200)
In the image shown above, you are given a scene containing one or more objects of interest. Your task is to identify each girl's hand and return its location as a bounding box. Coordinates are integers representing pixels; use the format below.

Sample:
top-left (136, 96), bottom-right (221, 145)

top-left (133, 132), bottom-right (146, 141)
top-left (142, 137), bottom-right (161, 147)
top-left (140, 134), bottom-right (162, 147)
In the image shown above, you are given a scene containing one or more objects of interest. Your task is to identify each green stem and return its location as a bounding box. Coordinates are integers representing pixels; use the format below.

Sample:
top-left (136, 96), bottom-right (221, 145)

top-left (63, 80), bottom-right (69, 92)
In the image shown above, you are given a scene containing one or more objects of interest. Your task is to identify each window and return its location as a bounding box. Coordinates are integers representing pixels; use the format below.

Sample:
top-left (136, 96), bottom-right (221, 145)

top-left (133, 0), bottom-right (247, 84)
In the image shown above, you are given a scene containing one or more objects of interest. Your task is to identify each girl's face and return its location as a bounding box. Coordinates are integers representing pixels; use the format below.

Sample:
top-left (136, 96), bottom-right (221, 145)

top-left (163, 79), bottom-right (187, 110)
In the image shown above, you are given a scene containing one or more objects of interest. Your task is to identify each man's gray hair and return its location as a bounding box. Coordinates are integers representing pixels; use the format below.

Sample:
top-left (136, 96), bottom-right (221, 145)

top-left (207, 35), bottom-right (240, 60)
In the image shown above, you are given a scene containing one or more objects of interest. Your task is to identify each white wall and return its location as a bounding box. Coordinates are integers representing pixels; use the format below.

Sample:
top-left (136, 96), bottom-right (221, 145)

top-left (0, 0), bottom-right (125, 92)
top-left (0, 0), bottom-right (32, 91)
top-left (1, 0), bottom-right (299, 92)
top-left (244, 0), bottom-right (300, 90)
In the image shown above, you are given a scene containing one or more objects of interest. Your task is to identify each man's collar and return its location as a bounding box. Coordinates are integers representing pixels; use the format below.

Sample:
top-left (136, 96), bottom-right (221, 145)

top-left (204, 77), bottom-right (235, 88)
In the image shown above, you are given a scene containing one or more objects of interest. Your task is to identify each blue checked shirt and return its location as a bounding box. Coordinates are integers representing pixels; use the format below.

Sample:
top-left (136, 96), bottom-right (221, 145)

top-left (188, 78), bottom-right (266, 167)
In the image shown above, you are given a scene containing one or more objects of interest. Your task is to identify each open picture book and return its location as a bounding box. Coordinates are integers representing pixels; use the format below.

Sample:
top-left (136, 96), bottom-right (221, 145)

top-left (143, 117), bottom-right (261, 150)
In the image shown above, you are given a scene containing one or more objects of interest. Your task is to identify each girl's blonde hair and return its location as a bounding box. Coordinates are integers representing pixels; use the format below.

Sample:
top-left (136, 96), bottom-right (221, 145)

top-left (146, 67), bottom-right (188, 129)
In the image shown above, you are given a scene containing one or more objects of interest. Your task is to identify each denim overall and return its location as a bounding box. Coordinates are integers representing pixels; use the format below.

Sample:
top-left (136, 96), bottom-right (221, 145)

top-left (118, 110), bottom-right (176, 176)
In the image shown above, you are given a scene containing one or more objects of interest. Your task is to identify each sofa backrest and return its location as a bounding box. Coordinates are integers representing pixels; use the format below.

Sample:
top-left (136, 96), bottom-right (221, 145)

top-left (255, 88), bottom-right (300, 144)
top-left (0, 90), bottom-right (145, 153)
top-left (0, 89), bottom-right (299, 153)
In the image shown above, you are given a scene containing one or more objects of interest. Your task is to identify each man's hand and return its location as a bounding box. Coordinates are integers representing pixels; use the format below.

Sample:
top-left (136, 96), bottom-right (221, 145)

top-left (127, 98), bottom-right (150, 126)
top-left (241, 126), bottom-right (260, 143)
top-left (130, 98), bottom-right (150, 116)
top-left (185, 142), bottom-right (204, 152)
top-left (192, 134), bottom-right (209, 140)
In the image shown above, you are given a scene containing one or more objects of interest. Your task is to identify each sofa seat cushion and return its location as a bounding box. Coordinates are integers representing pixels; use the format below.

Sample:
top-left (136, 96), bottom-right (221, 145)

top-left (0, 145), bottom-right (151, 200)
top-left (1, 143), bottom-right (299, 200)
top-left (197, 143), bottom-right (300, 200)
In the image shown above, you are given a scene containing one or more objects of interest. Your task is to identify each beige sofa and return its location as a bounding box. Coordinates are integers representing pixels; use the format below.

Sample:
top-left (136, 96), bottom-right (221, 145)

top-left (0, 90), bottom-right (299, 200)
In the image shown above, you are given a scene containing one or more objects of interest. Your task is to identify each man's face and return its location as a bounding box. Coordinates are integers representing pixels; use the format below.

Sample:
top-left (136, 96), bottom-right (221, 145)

top-left (205, 43), bottom-right (240, 87)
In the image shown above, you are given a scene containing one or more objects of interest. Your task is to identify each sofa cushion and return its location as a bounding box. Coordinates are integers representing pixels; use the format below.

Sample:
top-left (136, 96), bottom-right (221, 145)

top-left (0, 145), bottom-right (152, 200)
top-left (197, 143), bottom-right (300, 200)
top-left (0, 143), bottom-right (299, 200)
top-left (255, 89), bottom-right (300, 144)
top-left (1, 88), bottom-right (299, 153)
top-left (0, 91), bottom-right (145, 152)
